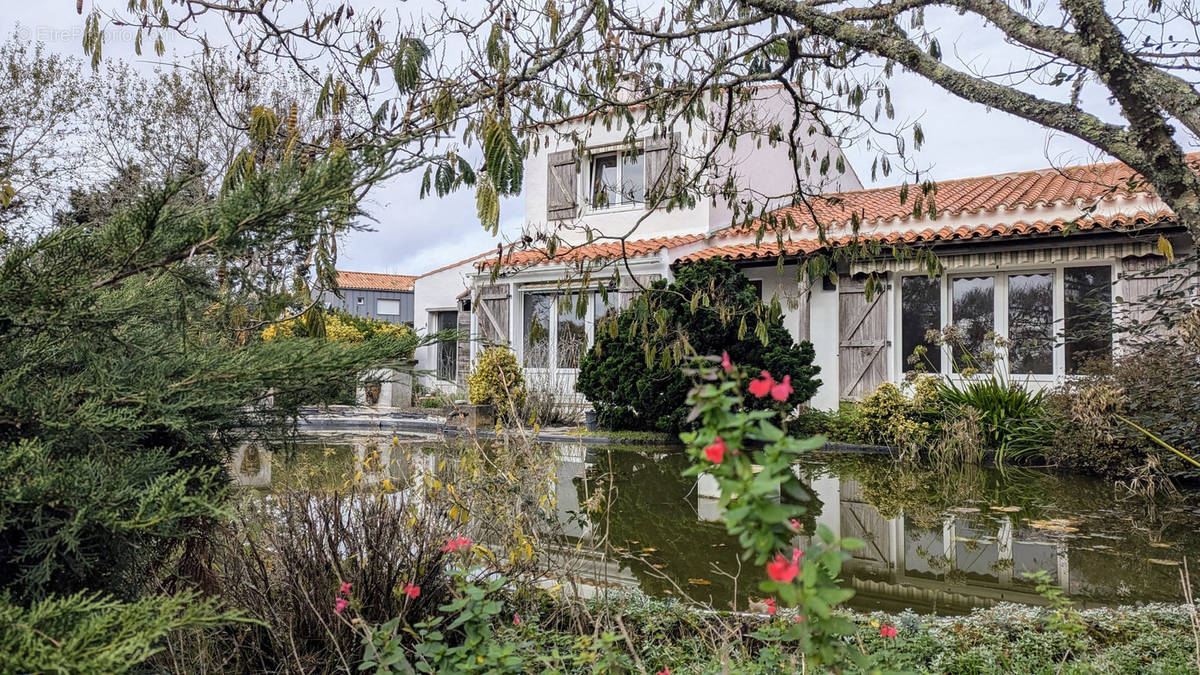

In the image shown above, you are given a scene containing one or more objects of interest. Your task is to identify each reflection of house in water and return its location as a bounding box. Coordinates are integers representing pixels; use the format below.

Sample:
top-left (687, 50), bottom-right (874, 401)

top-left (796, 474), bottom-right (1074, 614)
top-left (230, 443), bottom-right (272, 487)
top-left (551, 446), bottom-right (643, 597)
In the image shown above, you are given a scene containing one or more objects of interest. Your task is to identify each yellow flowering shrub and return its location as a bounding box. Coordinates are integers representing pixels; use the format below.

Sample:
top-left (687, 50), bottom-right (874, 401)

top-left (467, 347), bottom-right (526, 417)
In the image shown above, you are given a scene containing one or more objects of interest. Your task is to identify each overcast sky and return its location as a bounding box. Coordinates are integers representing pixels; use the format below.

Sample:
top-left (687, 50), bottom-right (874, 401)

top-left (6, 2), bottom-right (1187, 276)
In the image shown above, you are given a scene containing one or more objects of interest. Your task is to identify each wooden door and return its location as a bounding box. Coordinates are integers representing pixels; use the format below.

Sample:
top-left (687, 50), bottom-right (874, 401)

top-left (839, 275), bottom-right (887, 400)
top-left (1119, 254), bottom-right (1173, 337)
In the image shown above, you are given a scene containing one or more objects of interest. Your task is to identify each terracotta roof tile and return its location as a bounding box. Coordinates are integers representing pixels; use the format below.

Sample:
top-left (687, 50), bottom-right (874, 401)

top-left (478, 235), bottom-right (705, 269)
top-left (677, 210), bottom-right (1174, 264)
top-left (714, 154), bottom-right (1198, 239)
top-left (335, 270), bottom-right (416, 292)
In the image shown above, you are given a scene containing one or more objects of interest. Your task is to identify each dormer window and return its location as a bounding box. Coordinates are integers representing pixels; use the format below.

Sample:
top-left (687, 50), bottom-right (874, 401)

top-left (590, 150), bottom-right (644, 209)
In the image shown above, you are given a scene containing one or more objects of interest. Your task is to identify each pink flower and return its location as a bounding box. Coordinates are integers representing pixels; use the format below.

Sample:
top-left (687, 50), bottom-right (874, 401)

top-left (441, 536), bottom-right (473, 553)
top-left (794, 615), bottom-right (805, 623)
top-left (720, 351), bottom-right (733, 373)
top-left (770, 375), bottom-right (793, 402)
top-left (880, 623), bottom-right (898, 638)
top-left (656, 669), bottom-right (671, 675)
top-left (338, 582), bottom-right (353, 596)
top-left (789, 518), bottom-right (801, 531)
top-left (763, 597), bottom-right (777, 615)
top-left (748, 371), bottom-right (774, 398)
top-left (704, 437), bottom-right (727, 464)
top-left (513, 613), bottom-right (521, 625)
top-left (334, 597), bottom-right (349, 614)
top-left (766, 549), bottom-right (801, 584)
top-left (403, 583), bottom-right (421, 599)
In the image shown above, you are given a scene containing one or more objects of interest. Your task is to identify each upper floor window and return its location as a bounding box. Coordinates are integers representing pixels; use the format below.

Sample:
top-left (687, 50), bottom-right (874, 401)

top-left (377, 298), bottom-right (400, 315)
top-left (546, 133), bottom-right (678, 220)
top-left (590, 151), bottom-right (645, 209)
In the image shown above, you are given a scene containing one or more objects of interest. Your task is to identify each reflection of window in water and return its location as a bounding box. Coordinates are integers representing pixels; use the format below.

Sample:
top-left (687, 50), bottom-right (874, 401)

top-left (953, 518), bottom-right (1000, 583)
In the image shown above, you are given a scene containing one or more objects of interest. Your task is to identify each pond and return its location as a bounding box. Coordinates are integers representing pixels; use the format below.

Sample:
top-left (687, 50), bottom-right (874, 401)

top-left (231, 433), bottom-right (1200, 616)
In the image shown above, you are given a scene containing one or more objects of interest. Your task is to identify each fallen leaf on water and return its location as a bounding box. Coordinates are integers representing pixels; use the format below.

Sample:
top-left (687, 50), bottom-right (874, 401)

top-left (1150, 542), bottom-right (1174, 549)
top-left (641, 547), bottom-right (658, 553)
top-left (1027, 519), bottom-right (1079, 533)
top-left (1148, 558), bottom-right (1181, 566)
top-left (990, 506), bottom-right (1021, 513)
top-left (710, 543), bottom-right (726, 548)
top-left (688, 578), bottom-right (712, 585)
top-left (651, 563), bottom-right (667, 569)
top-left (951, 507), bottom-right (981, 514)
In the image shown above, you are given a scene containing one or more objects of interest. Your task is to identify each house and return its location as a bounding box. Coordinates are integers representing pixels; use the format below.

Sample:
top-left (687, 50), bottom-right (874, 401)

top-left (413, 84), bottom-right (1194, 411)
top-left (320, 270), bottom-right (416, 325)
top-left (412, 251), bottom-right (495, 392)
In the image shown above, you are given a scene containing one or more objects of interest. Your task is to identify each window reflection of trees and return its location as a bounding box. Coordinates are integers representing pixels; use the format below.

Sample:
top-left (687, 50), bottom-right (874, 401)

top-left (1008, 273), bottom-right (1054, 375)
top-left (952, 277), bottom-right (995, 370)
top-left (901, 276), bottom-right (941, 372)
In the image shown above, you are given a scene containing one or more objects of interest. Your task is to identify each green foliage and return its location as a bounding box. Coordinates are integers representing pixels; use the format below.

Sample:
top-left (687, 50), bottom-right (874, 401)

top-left (680, 360), bottom-right (869, 669)
top-left (0, 143), bottom-right (401, 612)
top-left (937, 374), bottom-right (1049, 463)
top-left (467, 346), bottom-right (527, 418)
top-left (0, 590), bottom-right (247, 674)
top-left (577, 259), bottom-right (820, 433)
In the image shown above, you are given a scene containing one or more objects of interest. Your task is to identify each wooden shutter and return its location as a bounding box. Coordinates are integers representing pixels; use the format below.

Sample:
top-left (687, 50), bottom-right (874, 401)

top-left (1119, 254), bottom-right (1174, 336)
top-left (547, 150), bottom-right (578, 220)
top-left (475, 284), bottom-right (511, 346)
top-left (644, 132), bottom-right (680, 207)
top-left (796, 276), bottom-right (812, 343)
top-left (838, 275), bottom-right (887, 400)
top-left (619, 274), bottom-right (661, 309)
top-left (455, 308), bottom-right (471, 387)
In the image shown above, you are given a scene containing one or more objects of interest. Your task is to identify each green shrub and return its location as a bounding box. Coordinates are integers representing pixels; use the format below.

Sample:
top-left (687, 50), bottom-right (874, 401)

top-left (576, 259), bottom-right (820, 433)
top-left (937, 374), bottom-right (1048, 464)
top-left (467, 346), bottom-right (527, 419)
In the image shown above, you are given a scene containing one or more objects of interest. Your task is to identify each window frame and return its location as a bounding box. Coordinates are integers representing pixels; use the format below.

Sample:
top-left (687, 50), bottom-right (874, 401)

top-left (518, 288), bottom-right (610, 372)
top-left (376, 297), bottom-right (401, 316)
top-left (893, 261), bottom-right (1115, 382)
top-left (585, 148), bottom-right (645, 212)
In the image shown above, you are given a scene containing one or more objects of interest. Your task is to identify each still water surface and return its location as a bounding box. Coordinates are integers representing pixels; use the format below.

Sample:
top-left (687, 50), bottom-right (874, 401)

top-left (232, 433), bottom-right (1200, 615)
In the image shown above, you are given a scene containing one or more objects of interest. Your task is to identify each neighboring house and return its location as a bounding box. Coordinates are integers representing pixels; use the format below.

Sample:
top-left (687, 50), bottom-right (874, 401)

top-left (410, 84), bottom-right (1193, 411)
top-left (320, 270), bottom-right (416, 325)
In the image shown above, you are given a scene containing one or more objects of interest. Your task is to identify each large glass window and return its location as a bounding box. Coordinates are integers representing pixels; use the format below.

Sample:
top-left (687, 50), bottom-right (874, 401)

top-left (1008, 272), bottom-right (1054, 375)
top-left (951, 276), bottom-right (995, 371)
top-left (1064, 266), bottom-right (1113, 373)
top-left (901, 276), bottom-right (942, 373)
top-left (523, 293), bottom-right (553, 368)
top-left (556, 296), bottom-right (587, 368)
top-left (590, 151), bottom-right (644, 208)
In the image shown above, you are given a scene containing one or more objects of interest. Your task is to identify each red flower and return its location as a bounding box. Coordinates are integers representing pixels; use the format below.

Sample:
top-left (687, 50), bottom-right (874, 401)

top-left (793, 615), bottom-right (805, 623)
top-left (720, 351), bottom-right (733, 373)
top-left (748, 371), bottom-right (774, 398)
top-left (763, 597), bottom-right (777, 615)
top-left (704, 437), bottom-right (727, 464)
top-left (403, 583), bottom-right (421, 599)
top-left (513, 613), bottom-right (521, 625)
top-left (880, 623), bottom-right (898, 638)
top-left (334, 597), bottom-right (349, 614)
top-left (789, 518), bottom-right (801, 531)
top-left (770, 375), bottom-right (793, 402)
top-left (656, 669), bottom-right (670, 675)
top-left (441, 536), bottom-right (472, 553)
top-left (338, 581), bottom-right (353, 596)
top-left (766, 548), bottom-right (801, 584)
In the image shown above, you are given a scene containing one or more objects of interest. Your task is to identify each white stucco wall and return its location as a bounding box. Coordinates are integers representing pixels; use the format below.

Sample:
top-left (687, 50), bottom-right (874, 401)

top-left (523, 87), bottom-right (859, 246)
top-left (707, 88), bottom-right (862, 233)
top-left (412, 255), bottom-right (483, 392)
